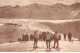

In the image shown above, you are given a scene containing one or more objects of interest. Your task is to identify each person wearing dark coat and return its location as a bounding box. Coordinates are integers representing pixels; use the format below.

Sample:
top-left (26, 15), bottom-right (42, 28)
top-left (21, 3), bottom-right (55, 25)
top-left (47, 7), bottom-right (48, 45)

top-left (64, 33), bottom-right (66, 40)
top-left (68, 32), bottom-right (72, 41)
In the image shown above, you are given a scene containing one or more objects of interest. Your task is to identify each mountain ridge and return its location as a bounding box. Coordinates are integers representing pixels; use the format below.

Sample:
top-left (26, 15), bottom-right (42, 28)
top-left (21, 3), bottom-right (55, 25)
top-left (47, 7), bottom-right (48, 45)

top-left (0, 2), bottom-right (80, 20)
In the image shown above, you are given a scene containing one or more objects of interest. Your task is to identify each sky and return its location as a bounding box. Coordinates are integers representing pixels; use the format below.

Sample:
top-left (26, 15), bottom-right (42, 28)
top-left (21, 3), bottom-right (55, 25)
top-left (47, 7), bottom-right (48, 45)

top-left (0, 0), bottom-right (80, 6)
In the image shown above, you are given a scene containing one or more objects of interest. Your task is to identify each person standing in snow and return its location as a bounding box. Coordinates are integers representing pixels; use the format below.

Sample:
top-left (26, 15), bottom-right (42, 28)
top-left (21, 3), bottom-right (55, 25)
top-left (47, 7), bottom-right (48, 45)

top-left (33, 31), bottom-right (39, 49)
top-left (64, 33), bottom-right (66, 40)
top-left (45, 31), bottom-right (52, 49)
top-left (52, 31), bottom-right (61, 48)
top-left (68, 32), bottom-right (72, 41)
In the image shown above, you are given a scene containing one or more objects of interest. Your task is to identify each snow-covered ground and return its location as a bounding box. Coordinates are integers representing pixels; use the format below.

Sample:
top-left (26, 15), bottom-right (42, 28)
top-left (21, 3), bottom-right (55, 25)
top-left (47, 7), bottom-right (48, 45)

top-left (0, 19), bottom-right (79, 52)
top-left (0, 41), bottom-right (80, 52)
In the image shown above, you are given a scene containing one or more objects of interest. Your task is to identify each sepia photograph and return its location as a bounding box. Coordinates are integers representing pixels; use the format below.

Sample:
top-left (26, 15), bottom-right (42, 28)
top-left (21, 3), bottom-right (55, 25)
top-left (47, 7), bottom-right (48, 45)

top-left (0, 0), bottom-right (80, 52)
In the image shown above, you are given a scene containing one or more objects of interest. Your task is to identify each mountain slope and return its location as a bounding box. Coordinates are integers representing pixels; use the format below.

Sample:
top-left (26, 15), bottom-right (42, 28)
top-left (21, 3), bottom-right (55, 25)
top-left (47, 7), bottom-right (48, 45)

top-left (0, 19), bottom-right (79, 43)
top-left (0, 3), bottom-right (80, 19)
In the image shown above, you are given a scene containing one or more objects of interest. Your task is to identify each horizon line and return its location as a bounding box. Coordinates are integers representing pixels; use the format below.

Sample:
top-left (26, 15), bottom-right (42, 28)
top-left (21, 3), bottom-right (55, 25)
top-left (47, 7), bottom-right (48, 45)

top-left (0, 2), bottom-right (80, 7)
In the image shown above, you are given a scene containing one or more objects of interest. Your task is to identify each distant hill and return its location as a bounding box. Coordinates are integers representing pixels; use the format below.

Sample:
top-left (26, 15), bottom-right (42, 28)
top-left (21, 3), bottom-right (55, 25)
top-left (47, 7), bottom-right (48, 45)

top-left (0, 3), bottom-right (80, 20)
top-left (0, 19), bottom-right (80, 43)
top-left (70, 2), bottom-right (80, 11)
top-left (39, 20), bottom-right (80, 38)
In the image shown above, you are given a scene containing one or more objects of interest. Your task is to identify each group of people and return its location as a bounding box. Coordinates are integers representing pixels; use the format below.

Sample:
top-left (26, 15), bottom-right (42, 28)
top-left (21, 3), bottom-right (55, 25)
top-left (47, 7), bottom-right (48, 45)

top-left (33, 31), bottom-right (61, 49)
top-left (63, 32), bottom-right (72, 41)
top-left (17, 30), bottom-right (72, 49)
